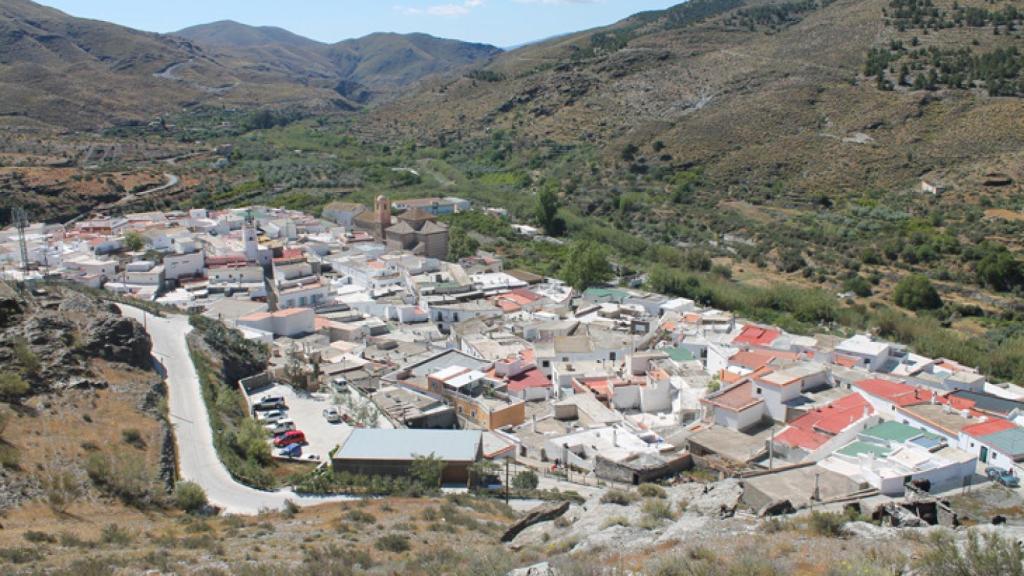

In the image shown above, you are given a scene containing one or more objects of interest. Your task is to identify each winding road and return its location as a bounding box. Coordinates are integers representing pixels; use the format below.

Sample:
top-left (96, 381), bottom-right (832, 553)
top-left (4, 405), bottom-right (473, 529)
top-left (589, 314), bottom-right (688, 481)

top-left (119, 306), bottom-right (354, 514)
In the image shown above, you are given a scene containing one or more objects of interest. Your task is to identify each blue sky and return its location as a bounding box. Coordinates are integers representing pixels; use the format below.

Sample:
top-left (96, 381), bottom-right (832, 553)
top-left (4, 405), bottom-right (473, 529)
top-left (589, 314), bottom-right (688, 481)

top-left (38, 1), bottom-right (680, 47)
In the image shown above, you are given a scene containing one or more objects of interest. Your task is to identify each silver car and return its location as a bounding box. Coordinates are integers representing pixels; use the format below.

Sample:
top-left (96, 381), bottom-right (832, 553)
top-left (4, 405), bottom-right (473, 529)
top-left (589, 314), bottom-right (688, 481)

top-left (322, 407), bottom-right (342, 424)
top-left (257, 409), bottom-right (286, 423)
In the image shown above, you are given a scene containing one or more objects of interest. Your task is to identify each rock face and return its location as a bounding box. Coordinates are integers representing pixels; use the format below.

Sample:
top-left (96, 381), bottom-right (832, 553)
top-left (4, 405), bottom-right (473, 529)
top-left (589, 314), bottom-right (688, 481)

top-left (83, 315), bottom-right (152, 370)
top-left (0, 287), bottom-right (153, 393)
top-left (502, 501), bottom-right (570, 543)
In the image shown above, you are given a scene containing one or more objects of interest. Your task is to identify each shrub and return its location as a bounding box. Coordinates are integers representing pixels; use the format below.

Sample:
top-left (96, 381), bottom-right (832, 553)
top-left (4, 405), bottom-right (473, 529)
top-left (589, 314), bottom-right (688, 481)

top-left (0, 547), bottom-right (43, 564)
top-left (23, 530), bottom-right (56, 543)
top-left (283, 499), bottom-right (300, 516)
top-left (375, 533), bottom-right (411, 553)
top-left (85, 452), bottom-right (161, 508)
top-left (121, 428), bottom-right (146, 449)
top-left (345, 509), bottom-right (377, 524)
top-left (808, 511), bottom-right (848, 537)
top-left (602, 515), bottom-right (630, 529)
top-left (512, 470), bottom-right (539, 491)
top-left (100, 523), bottom-right (132, 545)
top-left (637, 483), bottom-right (667, 499)
top-left (43, 467), bottom-right (82, 514)
top-left (174, 481), bottom-right (208, 513)
top-left (915, 528), bottom-right (1024, 576)
top-left (642, 498), bottom-right (675, 521)
top-left (0, 371), bottom-right (30, 400)
top-left (600, 488), bottom-right (638, 506)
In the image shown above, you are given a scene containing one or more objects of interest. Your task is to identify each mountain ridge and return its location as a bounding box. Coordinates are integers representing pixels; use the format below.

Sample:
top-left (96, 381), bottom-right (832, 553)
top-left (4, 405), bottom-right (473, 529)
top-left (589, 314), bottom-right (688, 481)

top-left (0, 1), bottom-right (501, 128)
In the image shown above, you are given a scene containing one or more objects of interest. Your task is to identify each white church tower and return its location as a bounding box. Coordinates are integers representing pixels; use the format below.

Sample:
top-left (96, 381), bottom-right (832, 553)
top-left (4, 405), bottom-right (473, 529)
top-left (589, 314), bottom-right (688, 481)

top-left (243, 212), bottom-right (259, 263)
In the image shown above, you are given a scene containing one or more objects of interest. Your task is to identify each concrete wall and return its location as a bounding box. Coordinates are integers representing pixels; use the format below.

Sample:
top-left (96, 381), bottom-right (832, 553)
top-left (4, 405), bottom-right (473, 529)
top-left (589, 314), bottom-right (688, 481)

top-left (714, 404), bottom-right (764, 431)
top-left (164, 250), bottom-right (205, 280)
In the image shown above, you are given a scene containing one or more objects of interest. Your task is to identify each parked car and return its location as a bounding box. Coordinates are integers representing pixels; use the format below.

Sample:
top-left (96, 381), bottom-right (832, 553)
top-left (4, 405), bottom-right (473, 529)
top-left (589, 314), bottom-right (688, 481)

top-left (323, 407), bottom-right (342, 424)
top-left (273, 430), bottom-right (306, 448)
top-left (253, 395), bottom-right (287, 411)
top-left (257, 410), bottom-right (287, 423)
top-left (265, 419), bottom-right (295, 435)
top-left (278, 443), bottom-right (302, 458)
top-left (986, 466), bottom-right (1020, 488)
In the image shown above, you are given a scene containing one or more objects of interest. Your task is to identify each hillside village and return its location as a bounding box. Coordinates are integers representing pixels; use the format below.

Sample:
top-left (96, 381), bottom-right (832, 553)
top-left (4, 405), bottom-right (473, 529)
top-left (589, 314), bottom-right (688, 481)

top-left (4, 196), bottom-right (1024, 520)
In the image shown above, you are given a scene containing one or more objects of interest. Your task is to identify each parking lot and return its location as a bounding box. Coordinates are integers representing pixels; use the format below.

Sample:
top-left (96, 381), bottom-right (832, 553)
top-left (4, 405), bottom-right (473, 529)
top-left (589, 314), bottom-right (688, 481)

top-left (247, 383), bottom-right (354, 462)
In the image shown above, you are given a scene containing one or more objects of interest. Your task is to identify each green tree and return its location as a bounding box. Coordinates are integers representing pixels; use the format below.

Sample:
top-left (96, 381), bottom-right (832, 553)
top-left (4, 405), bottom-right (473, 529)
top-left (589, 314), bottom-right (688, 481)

top-left (977, 250), bottom-right (1023, 292)
top-left (448, 225), bottom-right (480, 261)
top-left (893, 274), bottom-right (942, 310)
top-left (469, 459), bottom-right (500, 487)
top-left (232, 419), bottom-right (272, 465)
top-left (409, 453), bottom-right (445, 489)
top-left (843, 275), bottom-right (873, 298)
top-left (122, 231), bottom-right (145, 252)
top-left (561, 241), bottom-right (613, 292)
top-left (535, 185), bottom-right (566, 237)
top-left (512, 470), bottom-right (539, 490)
top-left (283, 344), bottom-right (308, 389)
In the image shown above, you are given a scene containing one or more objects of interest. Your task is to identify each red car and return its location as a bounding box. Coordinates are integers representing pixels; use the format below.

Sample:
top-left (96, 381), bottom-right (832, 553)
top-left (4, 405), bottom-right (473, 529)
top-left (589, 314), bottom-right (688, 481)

top-left (273, 430), bottom-right (306, 447)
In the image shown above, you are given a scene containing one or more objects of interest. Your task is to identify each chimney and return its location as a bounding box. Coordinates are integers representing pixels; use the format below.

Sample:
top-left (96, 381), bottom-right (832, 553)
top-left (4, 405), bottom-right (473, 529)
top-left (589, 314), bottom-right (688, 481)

top-left (930, 391), bottom-right (937, 405)
top-left (612, 428), bottom-right (618, 447)
top-left (862, 404), bottom-right (869, 419)
top-left (531, 414), bottom-right (537, 433)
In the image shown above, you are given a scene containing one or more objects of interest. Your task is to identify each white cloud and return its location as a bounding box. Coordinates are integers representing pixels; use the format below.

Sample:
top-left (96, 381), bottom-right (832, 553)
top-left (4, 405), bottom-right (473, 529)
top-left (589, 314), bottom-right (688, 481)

top-left (397, 0), bottom-right (485, 17)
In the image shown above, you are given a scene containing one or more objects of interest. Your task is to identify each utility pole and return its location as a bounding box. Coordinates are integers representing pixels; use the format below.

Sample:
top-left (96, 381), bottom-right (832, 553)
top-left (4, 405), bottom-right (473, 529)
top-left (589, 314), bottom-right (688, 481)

top-left (768, 424), bottom-right (774, 471)
top-left (505, 457), bottom-right (510, 506)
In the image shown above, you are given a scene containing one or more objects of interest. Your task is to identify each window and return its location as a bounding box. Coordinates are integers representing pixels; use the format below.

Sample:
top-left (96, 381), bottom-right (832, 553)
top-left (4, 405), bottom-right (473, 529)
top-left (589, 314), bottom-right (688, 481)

top-left (609, 352), bottom-right (616, 361)
top-left (542, 361), bottom-right (550, 368)
top-left (756, 388), bottom-right (762, 395)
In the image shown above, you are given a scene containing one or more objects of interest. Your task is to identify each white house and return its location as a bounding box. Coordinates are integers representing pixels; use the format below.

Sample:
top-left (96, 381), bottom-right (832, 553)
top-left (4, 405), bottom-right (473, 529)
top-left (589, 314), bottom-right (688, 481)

top-left (836, 335), bottom-right (893, 372)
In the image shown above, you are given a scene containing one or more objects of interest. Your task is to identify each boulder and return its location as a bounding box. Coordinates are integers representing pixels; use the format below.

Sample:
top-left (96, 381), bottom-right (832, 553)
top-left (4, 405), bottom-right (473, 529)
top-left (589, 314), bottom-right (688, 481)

top-left (686, 478), bottom-right (743, 518)
top-left (501, 501), bottom-right (570, 543)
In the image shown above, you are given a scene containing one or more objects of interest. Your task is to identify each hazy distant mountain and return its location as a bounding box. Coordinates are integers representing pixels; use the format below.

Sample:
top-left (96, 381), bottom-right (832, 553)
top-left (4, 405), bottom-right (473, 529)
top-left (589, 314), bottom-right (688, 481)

top-left (0, 1), bottom-right (500, 128)
top-left (174, 22), bottom-right (502, 102)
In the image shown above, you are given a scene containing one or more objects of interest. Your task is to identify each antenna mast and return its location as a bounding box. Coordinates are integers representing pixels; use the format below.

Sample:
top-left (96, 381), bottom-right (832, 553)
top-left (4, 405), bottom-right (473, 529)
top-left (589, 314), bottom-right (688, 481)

top-left (13, 206), bottom-right (30, 274)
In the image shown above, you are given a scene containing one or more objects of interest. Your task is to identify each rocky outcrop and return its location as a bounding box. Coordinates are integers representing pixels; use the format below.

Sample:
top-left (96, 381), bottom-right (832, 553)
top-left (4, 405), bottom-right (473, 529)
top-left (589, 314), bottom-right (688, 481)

top-left (82, 314), bottom-right (152, 369)
top-left (0, 286), bottom-right (152, 394)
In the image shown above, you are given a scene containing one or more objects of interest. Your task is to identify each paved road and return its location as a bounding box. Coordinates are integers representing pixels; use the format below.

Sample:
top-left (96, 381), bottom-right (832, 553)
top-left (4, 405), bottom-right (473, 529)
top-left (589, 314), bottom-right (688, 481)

top-left (119, 306), bottom-right (354, 514)
top-left (136, 172), bottom-right (180, 197)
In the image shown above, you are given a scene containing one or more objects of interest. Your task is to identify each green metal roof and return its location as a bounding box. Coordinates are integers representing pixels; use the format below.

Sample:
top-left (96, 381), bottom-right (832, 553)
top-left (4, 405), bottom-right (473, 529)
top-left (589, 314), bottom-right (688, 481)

top-left (980, 428), bottom-right (1024, 458)
top-left (861, 421), bottom-right (935, 444)
top-left (837, 441), bottom-right (891, 458)
top-left (664, 346), bottom-right (696, 362)
top-left (582, 287), bottom-right (631, 301)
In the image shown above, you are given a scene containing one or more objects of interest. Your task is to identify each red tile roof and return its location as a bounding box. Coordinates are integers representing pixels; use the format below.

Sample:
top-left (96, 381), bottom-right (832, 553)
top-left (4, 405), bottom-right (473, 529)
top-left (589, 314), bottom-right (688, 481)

top-left (503, 368), bottom-right (551, 393)
top-left (962, 418), bottom-right (1017, 439)
top-left (704, 381), bottom-right (763, 412)
top-left (733, 324), bottom-right (782, 347)
top-left (775, 393), bottom-right (873, 450)
top-left (853, 378), bottom-right (922, 406)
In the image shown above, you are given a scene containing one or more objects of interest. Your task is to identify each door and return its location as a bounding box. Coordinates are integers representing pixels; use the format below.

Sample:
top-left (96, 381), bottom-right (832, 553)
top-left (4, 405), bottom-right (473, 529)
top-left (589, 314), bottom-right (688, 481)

top-left (980, 446), bottom-right (989, 463)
